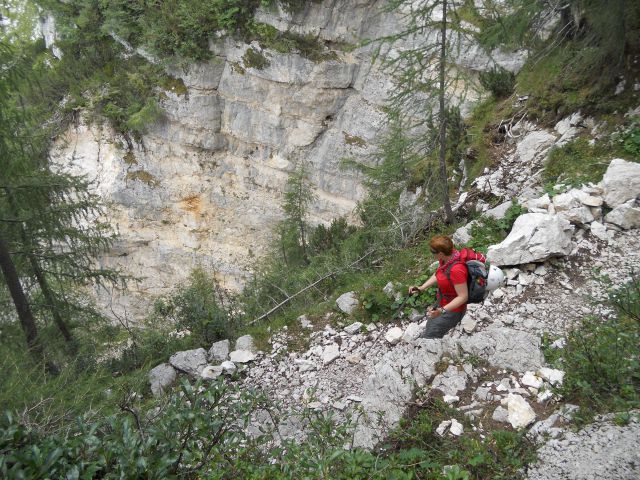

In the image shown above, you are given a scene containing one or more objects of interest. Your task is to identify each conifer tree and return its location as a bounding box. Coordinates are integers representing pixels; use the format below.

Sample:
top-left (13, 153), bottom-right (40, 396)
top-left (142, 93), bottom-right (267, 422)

top-left (0, 41), bottom-right (121, 357)
top-left (281, 161), bottom-right (317, 265)
top-left (374, 0), bottom-right (479, 224)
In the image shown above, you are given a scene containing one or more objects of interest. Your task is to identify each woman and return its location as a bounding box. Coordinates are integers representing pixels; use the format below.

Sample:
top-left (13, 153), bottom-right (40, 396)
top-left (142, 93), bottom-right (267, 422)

top-left (408, 235), bottom-right (468, 338)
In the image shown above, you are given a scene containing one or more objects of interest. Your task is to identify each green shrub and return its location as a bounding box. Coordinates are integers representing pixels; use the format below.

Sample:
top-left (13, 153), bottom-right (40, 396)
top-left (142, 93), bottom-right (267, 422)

top-left (157, 268), bottom-right (239, 345)
top-left (242, 47), bottom-right (270, 69)
top-left (308, 217), bottom-right (357, 256)
top-left (552, 277), bottom-right (640, 424)
top-left (0, 379), bottom-right (270, 478)
top-left (479, 66), bottom-right (516, 99)
top-left (611, 116), bottom-right (640, 160)
top-left (380, 399), bottom-right (535, 479)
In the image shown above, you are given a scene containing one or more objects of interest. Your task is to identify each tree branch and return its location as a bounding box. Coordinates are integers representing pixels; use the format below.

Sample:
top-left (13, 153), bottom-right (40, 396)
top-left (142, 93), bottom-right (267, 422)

top-left (248, 250), bottom-right (375, 325)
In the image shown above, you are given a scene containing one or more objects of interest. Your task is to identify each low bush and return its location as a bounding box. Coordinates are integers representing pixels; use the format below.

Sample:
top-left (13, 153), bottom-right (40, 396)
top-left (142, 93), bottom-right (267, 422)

top-left (154, 268), bottom-right (239, 346)
top-left (549, 276), bottom-right (640, 424)
top-left (0, 379), bottom-right (271, 479)
top-left (1, 379), bottom-right (538, 479)
top-left (479, 66), bottom-right (516, 99)
top-left (611, 116), bottom-right (640, 160)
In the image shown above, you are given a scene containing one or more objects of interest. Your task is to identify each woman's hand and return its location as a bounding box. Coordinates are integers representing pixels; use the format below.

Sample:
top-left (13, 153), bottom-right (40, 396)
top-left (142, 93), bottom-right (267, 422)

top-left (408, 286), bottom-right (421, 295)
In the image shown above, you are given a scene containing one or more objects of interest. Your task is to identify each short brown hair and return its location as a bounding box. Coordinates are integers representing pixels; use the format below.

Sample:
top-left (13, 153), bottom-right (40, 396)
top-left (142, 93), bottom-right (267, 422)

top-left (429, 235), bottom-right (454, 255)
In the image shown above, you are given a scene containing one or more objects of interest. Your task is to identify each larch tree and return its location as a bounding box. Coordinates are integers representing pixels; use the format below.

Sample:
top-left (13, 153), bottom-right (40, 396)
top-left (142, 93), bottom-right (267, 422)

top-left (0, 40), bottom-right (121, 361)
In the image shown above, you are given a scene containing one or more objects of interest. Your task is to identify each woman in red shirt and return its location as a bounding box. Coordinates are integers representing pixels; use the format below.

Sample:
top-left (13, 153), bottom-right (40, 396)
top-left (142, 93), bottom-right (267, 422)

top-left (409, 235), bottom-right (468, 338)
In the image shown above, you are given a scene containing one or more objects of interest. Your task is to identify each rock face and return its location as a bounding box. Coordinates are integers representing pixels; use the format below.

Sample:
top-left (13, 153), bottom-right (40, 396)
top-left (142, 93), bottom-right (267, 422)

top-left (50, 1), bottom-right (527, 320)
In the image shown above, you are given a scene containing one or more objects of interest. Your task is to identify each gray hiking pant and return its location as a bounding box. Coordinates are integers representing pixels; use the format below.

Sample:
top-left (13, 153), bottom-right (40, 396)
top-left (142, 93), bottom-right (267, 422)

top-left (421, 310), bottom-right (465, 339)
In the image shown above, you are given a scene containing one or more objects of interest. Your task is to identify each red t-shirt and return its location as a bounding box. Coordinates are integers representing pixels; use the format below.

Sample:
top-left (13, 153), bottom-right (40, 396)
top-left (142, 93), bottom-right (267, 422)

top-left (435, 261), bottom-right (468, 312)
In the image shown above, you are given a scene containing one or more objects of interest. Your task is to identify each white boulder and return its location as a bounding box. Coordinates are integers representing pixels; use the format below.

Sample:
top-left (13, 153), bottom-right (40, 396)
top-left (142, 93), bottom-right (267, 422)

top-left (220, 360), bottom-right (237, 374)
top-left (235, 335), bottom-right (257, 353)
top-left (507, 393), bottom-right (536, 428)
top-left (521, 371), bottom-right (544, 389)
top-left (538, 367), bottom-right (565, 386)
top-left (385, 327), bottom-right (404, 345)
top-left (436, 420), bottom-right (451, 436)
top-left (201, 365), bottom-right (223, 380)
top-left (605, 199), bottom-right (640, 229)
top-left (344, 322), bottom-right (364, 335)
top-left (602, 158), bottom-right (640, 207)
top-left (336, 291), bottom-right (359, 314)
top-left (208, 339), bottom-right (230, 362)
top-left (485, 201), bottom-right (514, 220)
top-left (149, 363), bottom-right (177, 396)
top-left (487, 213), bottom-right (574, 266)
top-left (169, 348), bottom-right (208, 377)
top-left (229, 350), bottom-right (257, 363)
top-left (322, 343), bottom-right (341, 365)
top-left (449, 419), bottom-right (464, 436)
top-left (552, 189), bottom-right (596, 225)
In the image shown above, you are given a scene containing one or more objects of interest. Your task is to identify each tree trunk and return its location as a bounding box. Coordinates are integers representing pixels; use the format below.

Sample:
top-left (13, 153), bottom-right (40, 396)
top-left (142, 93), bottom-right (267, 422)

top-left (29, 255), bottom-right (74, 344)
top-left (438, 0), bottom-right (454, 224)
top-left (7, 190), bottom-right (74, 344)
top-left (0, 234), bottom-right (59, 373)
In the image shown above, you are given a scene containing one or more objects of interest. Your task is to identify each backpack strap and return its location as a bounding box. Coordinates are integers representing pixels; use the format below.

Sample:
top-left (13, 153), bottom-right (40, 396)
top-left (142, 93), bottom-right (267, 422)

top-left (438, 260), bottom-right (466, 301)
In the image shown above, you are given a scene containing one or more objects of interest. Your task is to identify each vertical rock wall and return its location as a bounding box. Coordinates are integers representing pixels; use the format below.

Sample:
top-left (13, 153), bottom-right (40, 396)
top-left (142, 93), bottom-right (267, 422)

top-left (52, 0), bottom-right (524, 319)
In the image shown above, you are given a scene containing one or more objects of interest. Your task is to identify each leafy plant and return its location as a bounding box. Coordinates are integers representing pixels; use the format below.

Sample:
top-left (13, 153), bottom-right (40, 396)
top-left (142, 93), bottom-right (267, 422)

top-left (157, 268), bottom-right (239, 345)
top-left (242, 47), bottom-right (270, 69)
top-left (611, 116), bottom-right (640, 160)
top-left (479, 66), bottom-right (515, 99)
top-left (553, 276), bottom-right (640, 425)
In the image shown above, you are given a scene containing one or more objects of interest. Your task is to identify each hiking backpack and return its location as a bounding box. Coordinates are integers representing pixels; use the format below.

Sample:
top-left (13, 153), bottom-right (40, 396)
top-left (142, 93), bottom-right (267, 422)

top-left (443, 248), bottom-right (489, 304)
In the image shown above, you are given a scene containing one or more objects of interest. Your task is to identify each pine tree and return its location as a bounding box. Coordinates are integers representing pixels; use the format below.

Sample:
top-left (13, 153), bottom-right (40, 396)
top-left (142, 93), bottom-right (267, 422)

top-left (0, 41), bottom-right (121, 358)
top-left (281, 161), bottom-right (317, 265)
top-left (373, 0), bottom-right (479, 224)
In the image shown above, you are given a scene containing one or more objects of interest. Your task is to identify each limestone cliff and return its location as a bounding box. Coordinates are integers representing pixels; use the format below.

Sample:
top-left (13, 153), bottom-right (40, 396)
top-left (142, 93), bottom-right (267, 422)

top-left (51, 0), bottom-right (525, 318)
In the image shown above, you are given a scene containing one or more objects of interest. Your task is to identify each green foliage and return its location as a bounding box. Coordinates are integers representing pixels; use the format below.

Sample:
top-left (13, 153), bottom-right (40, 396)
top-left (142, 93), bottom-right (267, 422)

top-left (154, 268), bottom-right (239, 346)
top-left (466, 201), bottom-right (526, 252)
top-left (361, 284), bottom-right (435, 323)
top-left (261, 0), bottom-right (322, 14)
top-left (551, 277), bottom-right (640, 424)
top-left (1, 344), bottom-right (539, 479)
top-left (479, 66), bottom-right (515, 99)
top-left (247, 21), bottom-right (338, 61)
top-left (279, 162), bottom-right (317, 266)
top-left (308, 217), bottom-right (357, 256)
top-left (242, 47), bottom-right (270, 69)
top-left (611, 116), bottom-right (640, 160)
top-left (99, 0), bottom-right (259, 61)
top-left (481, 0), bottom-right (640, 122)
top-left (0, 320), bottom-right (146, 431)
top-left (476, 1), bottom-right (545, 51)
top-left (0, 379), bottom-right (271, 478)
top-left (380, 399), bottom-right (535, 479)
top-left (544, 138), bottom-right (613, 187)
